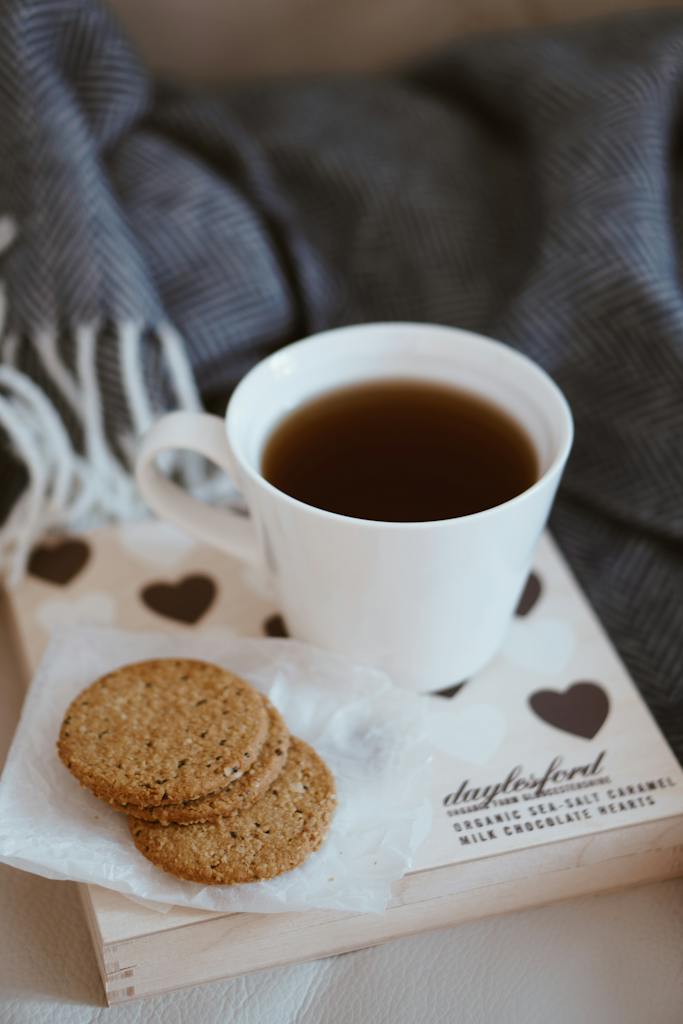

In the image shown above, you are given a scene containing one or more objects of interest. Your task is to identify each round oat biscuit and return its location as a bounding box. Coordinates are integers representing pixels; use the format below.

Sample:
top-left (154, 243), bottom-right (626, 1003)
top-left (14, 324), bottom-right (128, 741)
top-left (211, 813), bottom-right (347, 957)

top-left (129, 737), bottom-right (336, 884)
top-left (58, 659), bottom-right (268, 807)
top-left (121, 700), bottom-right (290, 825)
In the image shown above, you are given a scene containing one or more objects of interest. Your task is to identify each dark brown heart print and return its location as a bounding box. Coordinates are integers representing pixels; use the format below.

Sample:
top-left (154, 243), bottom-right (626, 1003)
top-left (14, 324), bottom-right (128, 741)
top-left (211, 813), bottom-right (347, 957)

top-left (515, 572), bottom-right (542, 616)
top-left (529, 682), bottom-right (610, 740)
top-left (263, 614), bottom-right (289, 638)
top-left (141, 574), bottom-right (217, 625)
top-left (28, 538), bottom-right (90, 585)
top-left (431, 682), bottom-right (467, 699)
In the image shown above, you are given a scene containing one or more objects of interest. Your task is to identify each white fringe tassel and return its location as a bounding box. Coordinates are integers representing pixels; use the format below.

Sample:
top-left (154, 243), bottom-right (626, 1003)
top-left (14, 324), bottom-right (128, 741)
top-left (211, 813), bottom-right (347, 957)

top-left (0, 216), bottom-right (228, 585)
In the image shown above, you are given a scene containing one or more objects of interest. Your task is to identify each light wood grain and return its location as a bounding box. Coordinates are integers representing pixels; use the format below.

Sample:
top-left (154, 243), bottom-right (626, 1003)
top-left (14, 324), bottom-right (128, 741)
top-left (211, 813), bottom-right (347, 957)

top-left (96, 842), bottom-right (683, 1003)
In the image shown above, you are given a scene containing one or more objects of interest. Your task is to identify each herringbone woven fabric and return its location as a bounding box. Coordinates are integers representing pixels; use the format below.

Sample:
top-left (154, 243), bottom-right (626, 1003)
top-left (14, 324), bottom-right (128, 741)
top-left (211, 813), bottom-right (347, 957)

top-left (0, 1), bottom-right (681, 757)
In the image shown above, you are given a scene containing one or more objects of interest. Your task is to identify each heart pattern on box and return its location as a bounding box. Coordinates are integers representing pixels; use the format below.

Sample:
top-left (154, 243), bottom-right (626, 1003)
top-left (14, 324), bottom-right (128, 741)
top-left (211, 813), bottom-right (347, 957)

top-left (24, 539), bottom-right (612, 747)
top-left (28, 538), bottom-right (90, 585)
top-left (140, 574), bottom-right (217, 624)
top-left (428, 702), bottom-right (507, 765)
top-left (117, 520), bottom-right (197, 567)
top-left (432, 681), bottom-right (467, 699)
top-left (529, 682), bottom-right (610, 739)
top-left (263, 614), bottom-right (289, 638)
top-left (505, 617), bottom-right (576, 675)
top-left (515, 571), bottom-right (542, 616)
top-left (36, 592), bottom-right (117, 632)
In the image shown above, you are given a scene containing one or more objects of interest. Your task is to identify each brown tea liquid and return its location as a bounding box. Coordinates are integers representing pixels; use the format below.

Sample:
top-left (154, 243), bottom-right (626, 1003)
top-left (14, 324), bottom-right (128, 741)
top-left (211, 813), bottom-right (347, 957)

top-left (261, 379), bottom-right (537, 522)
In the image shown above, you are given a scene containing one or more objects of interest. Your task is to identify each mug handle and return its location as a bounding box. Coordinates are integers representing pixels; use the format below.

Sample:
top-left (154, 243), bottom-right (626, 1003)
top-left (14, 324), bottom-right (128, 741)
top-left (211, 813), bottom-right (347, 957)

top-left (135, 411), bottom-right (261, 566)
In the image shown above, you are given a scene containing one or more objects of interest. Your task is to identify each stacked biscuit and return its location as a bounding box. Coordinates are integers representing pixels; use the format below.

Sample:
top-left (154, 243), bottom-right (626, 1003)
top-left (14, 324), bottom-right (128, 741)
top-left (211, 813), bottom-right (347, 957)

top-left (57, 659), bottom-right (336, 884)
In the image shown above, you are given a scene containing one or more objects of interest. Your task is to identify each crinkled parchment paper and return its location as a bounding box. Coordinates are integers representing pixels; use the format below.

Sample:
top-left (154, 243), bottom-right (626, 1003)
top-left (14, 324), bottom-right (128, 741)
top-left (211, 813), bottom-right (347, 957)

top-left (0, 626), bottom-right (432, 913)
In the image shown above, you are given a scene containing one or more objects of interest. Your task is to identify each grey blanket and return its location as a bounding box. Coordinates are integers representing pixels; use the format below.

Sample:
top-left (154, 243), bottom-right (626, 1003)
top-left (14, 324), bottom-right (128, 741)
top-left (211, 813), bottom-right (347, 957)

top-left (0, 1), bottom-right (681, 757)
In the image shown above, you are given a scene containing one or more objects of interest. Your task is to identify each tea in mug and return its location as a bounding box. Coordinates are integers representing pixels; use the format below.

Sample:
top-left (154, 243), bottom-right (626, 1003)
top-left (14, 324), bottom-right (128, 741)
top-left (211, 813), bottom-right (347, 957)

top-left (261, 379), bottom-right (538, 522)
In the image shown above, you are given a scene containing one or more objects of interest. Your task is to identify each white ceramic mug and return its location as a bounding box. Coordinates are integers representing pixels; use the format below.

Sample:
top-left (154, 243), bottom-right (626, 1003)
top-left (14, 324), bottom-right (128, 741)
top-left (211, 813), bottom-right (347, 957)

top-left (136, 322), bottom-right (573, 690)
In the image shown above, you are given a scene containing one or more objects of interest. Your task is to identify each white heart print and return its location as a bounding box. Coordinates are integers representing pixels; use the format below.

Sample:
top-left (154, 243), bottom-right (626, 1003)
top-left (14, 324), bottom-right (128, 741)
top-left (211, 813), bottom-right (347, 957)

top-left (428, 702), bottom-right (507, 765)
top-left (504, 617), bottom-right (576, 675)
top-left (117, 520), bottom-right (197, 567)
top-left (36, 593), bottom-right (117, 634)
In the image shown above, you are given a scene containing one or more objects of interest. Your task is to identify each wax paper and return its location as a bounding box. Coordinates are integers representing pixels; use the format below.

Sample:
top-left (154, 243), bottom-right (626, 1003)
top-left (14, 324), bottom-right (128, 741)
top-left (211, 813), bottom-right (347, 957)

top-left (0, 626), bottom-right (432, 913)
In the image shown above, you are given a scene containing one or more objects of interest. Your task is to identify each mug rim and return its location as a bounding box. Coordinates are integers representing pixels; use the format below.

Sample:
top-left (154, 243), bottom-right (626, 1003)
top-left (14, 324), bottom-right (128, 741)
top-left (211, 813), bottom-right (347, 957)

top-left (225, 321), bottom-right (574, 531)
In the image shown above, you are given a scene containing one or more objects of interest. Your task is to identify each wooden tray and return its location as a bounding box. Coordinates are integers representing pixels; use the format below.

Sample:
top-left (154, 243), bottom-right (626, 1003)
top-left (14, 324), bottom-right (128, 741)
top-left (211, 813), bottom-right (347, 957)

top-left (6, 523), bottom-right (683, 1004)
